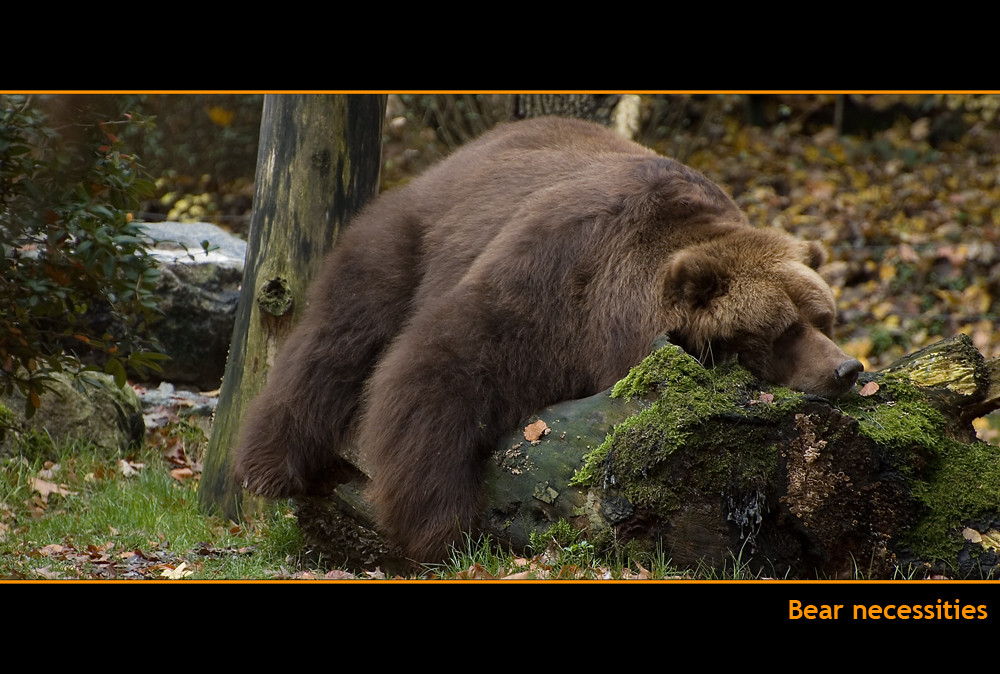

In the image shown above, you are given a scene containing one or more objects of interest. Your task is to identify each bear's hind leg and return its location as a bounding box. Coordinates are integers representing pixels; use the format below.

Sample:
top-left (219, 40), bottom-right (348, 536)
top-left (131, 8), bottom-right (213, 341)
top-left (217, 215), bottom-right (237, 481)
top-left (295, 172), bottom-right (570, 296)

top-left (234, 214), bottom-right (424, 499)
top-left (233, 314), bottom-right (383, 498)
top-left (361, 353), bottom-right (492, 560)
top-left (359, 295), bottom-right (540, 561)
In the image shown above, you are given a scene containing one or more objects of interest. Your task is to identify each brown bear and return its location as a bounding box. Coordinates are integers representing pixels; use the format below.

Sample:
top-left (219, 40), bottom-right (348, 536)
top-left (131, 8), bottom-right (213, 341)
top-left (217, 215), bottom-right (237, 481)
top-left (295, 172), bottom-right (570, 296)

top-left (233, 116), bottom-right (862, 562)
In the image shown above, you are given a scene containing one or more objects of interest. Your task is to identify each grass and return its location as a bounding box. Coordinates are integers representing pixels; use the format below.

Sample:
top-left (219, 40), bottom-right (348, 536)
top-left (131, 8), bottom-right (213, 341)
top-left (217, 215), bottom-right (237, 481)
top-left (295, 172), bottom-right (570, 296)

top-left (0, 423), bottom-right (792, 581)
top-left (425, 520), bottom-right (768, 581)
top-left (0, 428), bottom-right (305, 580)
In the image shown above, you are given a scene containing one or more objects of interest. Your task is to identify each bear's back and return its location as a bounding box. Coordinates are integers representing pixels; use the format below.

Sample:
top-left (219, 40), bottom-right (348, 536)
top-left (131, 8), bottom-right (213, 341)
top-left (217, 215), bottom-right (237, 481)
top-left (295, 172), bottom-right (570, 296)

top-left (346, 116), bottom-right (746, 312)
top-left (402, 116), bottom-right (657, 217)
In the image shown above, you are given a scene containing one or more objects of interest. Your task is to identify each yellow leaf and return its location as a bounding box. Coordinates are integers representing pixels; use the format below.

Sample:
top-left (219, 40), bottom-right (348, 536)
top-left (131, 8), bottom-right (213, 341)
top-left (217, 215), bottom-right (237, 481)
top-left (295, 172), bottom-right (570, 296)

top-left (205, 106), bottom-right (235, 127)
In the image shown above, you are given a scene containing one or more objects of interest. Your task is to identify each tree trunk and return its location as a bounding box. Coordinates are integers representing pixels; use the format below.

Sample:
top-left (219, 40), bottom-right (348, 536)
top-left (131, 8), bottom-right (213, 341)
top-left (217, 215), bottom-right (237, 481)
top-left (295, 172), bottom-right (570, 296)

top-left (198, 94), bottom-right (385, 520)
top-left (509, 94), bottom-right (621, 125)
top-left (296, 335), bottom-right (1000, 579)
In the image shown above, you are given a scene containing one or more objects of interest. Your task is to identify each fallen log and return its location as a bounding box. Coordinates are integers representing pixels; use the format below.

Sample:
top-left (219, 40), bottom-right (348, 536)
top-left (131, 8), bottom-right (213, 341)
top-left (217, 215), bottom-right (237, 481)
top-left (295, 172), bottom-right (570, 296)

top-left (293, 334), bottom-right (1000, 579)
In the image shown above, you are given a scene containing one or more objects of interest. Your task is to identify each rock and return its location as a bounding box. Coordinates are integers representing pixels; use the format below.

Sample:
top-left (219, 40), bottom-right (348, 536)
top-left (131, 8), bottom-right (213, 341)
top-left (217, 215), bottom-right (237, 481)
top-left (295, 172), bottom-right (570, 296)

top-left (140, 221), bottom-right (247, 264)
top-left (140, 222), bottom-right (247, 389)
top-left (134, 381), bottom-right (218, 434)
top-left (0, 372), bottom-right (144, 458)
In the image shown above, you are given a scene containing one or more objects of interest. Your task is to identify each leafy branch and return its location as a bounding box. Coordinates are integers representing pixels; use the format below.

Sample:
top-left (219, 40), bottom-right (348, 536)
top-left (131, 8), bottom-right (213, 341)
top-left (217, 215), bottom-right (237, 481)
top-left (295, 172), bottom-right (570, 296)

top-left (0, 94), bottom-right (165, 416)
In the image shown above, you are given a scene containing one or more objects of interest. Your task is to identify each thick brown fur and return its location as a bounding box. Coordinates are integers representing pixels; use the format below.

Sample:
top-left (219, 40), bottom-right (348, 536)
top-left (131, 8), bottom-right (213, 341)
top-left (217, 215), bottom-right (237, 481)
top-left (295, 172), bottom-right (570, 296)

top-left (233, 116), bottom-right (863, 562)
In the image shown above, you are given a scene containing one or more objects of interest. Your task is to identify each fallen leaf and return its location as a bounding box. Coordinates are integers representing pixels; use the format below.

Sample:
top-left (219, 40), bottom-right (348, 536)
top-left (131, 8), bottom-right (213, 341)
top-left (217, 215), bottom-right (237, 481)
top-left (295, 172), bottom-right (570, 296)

top-left (160, 562), bottom-right (193, 579)
top-left (39, 544), bottom-right (67, 557)
top-left (32, 478), bottom-right (75, 500)
top-left (859, 381), bottom-right (879, 397)
top-left (455, 563), bottom-right (495, 580)
top-left (523, 419), bottom-right (550, 443)
top-left (118, 459), bottom-right (144, 477)
top-left (33, 566), bottom-right (64, 580)
top-left (169, 467), bottom-right (194, 482)
top-left (962, 527), bottom-right (982, 543)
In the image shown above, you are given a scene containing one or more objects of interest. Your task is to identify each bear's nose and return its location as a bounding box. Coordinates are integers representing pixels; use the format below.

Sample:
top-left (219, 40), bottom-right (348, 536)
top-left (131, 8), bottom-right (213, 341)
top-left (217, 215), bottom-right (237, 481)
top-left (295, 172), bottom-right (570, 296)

top-left (835, 358), bottom-right (864, 385)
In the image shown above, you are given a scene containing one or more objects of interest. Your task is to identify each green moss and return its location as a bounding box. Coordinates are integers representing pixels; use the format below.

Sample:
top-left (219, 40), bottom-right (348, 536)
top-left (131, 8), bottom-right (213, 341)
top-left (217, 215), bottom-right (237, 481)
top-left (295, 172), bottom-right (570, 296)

top-left (905, 439), bottom-right (1000, 562)
top-left (838, 372), bottom-right (1000, 564)
top-left (609, 342), bottom-right (715, 402)
top-left (837, 373), bottom-right (947, 455)
top-left (572, 343), bottom-right (804, 521)
top-left (574, 344), bottom-right (707, 487)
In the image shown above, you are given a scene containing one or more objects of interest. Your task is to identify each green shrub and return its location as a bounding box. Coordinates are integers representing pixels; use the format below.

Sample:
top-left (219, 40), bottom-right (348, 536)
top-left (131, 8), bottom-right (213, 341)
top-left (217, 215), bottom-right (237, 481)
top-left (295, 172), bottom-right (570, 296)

top-left (0, 94), bottom-right (164, 416)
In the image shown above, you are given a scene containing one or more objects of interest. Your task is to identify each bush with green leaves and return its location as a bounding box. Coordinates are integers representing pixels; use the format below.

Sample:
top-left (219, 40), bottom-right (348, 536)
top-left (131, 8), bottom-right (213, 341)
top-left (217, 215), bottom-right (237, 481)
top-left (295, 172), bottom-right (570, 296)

top-left (0, 94), bottom-right (164, 416)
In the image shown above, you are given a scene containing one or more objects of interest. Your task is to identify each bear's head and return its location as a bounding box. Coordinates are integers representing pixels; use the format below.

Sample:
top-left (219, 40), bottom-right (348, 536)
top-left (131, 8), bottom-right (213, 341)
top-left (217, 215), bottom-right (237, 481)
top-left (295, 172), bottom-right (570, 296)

top-left (664, 228), bottom-right (863, 398)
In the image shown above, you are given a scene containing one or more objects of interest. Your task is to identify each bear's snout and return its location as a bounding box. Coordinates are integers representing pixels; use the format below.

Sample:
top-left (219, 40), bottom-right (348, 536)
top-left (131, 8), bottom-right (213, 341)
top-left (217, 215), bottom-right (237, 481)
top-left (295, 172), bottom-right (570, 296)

top-left (835, 358), bottom-right (864, 387)
top-left (763, 328), bottom-right (865, 399)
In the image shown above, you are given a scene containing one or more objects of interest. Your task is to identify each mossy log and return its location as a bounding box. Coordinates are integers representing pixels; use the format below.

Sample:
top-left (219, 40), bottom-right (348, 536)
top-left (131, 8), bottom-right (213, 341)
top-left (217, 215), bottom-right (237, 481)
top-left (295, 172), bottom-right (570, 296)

top-left (294, 334), bottom-right (1000, 578)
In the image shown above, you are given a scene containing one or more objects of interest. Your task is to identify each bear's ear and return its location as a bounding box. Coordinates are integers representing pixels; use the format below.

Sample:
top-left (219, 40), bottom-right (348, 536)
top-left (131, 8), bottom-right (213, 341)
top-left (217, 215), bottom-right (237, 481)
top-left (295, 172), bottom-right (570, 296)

top-left (667, 249), bottom-right (730, 308)
top-left (805, 241), bottom-right (826, 270)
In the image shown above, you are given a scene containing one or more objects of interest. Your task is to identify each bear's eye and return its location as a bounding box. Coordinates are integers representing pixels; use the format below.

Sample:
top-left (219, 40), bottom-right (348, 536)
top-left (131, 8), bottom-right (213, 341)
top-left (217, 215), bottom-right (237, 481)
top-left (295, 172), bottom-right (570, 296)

top-left (773, 323), bottom-right (803, 348)
top-left (814, 314), bottom-right (835, 336)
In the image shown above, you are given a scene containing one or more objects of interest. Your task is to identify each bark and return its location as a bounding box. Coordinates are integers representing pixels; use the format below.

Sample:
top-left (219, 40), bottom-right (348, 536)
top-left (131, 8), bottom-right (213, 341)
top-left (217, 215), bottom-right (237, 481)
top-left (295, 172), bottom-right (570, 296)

top-left (198, 94), bottom-right (385, 520)
top-left (296, 335), bottom-right (1000, 578)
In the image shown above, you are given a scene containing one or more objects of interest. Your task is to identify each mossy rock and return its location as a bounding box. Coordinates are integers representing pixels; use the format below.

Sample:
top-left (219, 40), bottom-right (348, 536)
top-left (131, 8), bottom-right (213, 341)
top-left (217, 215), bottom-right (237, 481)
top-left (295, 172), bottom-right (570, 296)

top-left (1, 372), bottom-right (144, 460)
